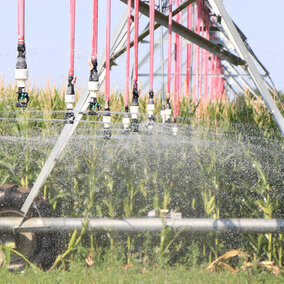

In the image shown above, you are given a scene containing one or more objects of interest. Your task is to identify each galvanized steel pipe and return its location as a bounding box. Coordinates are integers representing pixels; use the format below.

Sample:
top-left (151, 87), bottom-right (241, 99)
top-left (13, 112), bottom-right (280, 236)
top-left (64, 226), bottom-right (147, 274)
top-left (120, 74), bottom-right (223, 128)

top-left (0, 218), bottom-right (283, 233)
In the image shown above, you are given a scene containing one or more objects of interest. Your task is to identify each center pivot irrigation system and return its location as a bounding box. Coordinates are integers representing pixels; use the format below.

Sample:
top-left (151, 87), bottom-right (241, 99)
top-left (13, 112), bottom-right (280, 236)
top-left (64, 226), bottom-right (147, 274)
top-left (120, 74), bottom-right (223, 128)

top-left (1, 0), bottom-right (283, 269)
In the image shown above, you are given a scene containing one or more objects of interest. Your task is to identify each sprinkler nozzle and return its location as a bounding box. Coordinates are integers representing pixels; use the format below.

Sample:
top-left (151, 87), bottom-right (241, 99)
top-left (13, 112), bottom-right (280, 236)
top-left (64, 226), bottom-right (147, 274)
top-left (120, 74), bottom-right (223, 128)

top-left (65, 111), bottom-right (75, 124)
top-left (165, 98), bottom-right (171, 123)
top-left (16, 87), bottom-right (29, 108)
top-left (16, 43), bottom-right (27, 69)
top-left (131, 88), bottom-right (139, 106)
top-left (88, 97), bottom-right (100, 116)
top-left (88, 59), bottom-right (99, 82)
top-left (15, 44), bottom-right (29, 107)
top-left (123, 109), bottom-right (130, 130)
top-left (103, 108), bottom-right (112, 139)
top-left (65, 75), bottom-right (76, 112)
top-left (130, 87), bottom-right (139, 132)
top-left (147, 91), bottom-right (155, 128)
top-left (130, 118), bottom-right (139, 132)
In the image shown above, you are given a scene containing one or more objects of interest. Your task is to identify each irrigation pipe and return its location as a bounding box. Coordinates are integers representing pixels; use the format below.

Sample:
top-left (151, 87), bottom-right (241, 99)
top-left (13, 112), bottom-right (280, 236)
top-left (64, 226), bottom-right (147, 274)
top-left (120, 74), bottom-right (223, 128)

top-left (1, 218), bottom-right (282, 234)
top-left (125, 0), bottom-right (131, 111)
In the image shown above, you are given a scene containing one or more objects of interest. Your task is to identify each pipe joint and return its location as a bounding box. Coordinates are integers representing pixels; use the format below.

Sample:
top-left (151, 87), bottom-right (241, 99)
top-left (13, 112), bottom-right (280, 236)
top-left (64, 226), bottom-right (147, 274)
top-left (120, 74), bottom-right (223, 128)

top-left (16, 43), bottom-right (27, 69)
top-left (131, 88), bottom-right (139, 106)
top-left (88, 97), bottom-right (100, 116)
top-left (89, 59), bottom-right (99, 82)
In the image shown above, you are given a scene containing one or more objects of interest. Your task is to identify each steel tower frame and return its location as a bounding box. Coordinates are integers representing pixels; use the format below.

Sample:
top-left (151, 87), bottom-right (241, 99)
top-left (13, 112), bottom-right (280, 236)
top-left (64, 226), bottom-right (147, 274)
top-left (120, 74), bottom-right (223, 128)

top-left (17, 0), bottom-right (284, 229)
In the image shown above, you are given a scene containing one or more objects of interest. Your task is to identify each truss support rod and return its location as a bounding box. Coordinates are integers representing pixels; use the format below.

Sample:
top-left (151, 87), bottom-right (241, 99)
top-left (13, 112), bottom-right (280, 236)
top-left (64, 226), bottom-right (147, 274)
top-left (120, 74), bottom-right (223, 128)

top-left (20, 24), bottom-right (129, 218)
top-left (225, 78), bottom-right (240, 98)
top-left (5, 218), bottom-right (283, 233)
top-left (112, 1), bottom-right (191, 64)
top-left (98, 10), bottom-right (129, 77)
top-left (223, 66), bottom-right (250, 97)
top-left (208, 0), bottom-right (284, 135)
top-left (225, 63), bottom-right (257, 98)
top-left (119, 0), bottom-right (245, 66)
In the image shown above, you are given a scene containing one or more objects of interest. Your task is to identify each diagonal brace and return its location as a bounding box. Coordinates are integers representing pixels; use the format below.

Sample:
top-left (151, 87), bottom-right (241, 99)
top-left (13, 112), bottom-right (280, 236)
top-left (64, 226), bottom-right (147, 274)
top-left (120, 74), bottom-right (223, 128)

top-left (119, 0), bottom-right (245, 66)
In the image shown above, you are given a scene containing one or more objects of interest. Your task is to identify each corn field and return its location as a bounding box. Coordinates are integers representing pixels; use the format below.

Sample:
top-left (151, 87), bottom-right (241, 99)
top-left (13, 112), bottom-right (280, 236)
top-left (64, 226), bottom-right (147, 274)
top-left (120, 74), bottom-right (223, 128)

top-left (0, 79), bottom-right (283, 268)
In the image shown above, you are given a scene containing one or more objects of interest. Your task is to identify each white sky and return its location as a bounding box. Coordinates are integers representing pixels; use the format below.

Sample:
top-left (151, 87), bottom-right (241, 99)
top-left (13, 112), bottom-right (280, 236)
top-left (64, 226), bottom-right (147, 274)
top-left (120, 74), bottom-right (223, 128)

top-left (0, 0), bottom-right (283, 92)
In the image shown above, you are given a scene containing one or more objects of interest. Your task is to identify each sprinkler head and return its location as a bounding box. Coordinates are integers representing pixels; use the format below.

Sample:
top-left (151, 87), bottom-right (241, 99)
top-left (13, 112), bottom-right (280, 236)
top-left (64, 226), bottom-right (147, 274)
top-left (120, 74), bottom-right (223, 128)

top-left (65, 111), bottom-right (75, 124)
top-left (88, 97), bottom-right (100, 116)
top-left (104, 129), bottom-right (112, 140)
top-left (16, 43), bottom-right (27, 69)
top-left (16, 87), bottom-right (29, 108)
top-left (130, 118), bottom-right (139, 132)
top-left (131, 88), bottom-right (139, 106)
top-left (88, 59), bottom-right (99, 82)
top-left (103, 108), bottom-right (112, 139)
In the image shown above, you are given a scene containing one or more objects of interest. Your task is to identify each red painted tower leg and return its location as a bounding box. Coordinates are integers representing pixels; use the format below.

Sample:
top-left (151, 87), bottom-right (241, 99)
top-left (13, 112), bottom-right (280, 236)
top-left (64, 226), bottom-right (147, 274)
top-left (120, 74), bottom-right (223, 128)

top-left (147, 0), bottom-right (155, 125)
top-left (186, 4), bottom-right (192, 98)
top-left (103, 0), bottom-right (112, 139)
top-left (173, 0), bottom-right (180, 121)
top-left (88, 0), bottom-right (100, 116)
top-left (196, 0), bottom-right (201, 101)
top-left (15, 0), bottom-right (29, 108)
top-left (105, 0), bottom-right (111, 107)
top-left (65, 0), bottom-right (76, 122)
top-left (69, 0), bottom-right (75, 78)
top-left (133, 0), bottom-right (139, 91)
top-left (149, 0), bottom-right (155, 93)
top-left (179, 7), bottom-right (182, 100)
top-left (18, 0), bottom-right (25, 44)
top-left (91, 0), bottom-right (98, 61)
top-left (130, 0), bottom-right (140, 132)
top-left (125, 0), bottom-right (131, 111)
top-left (167, 0), bottom-right (172, 107)
top-left (165, 0), bottom-right (173, 123)
top-left (204, 2), bottom-right (210, 101)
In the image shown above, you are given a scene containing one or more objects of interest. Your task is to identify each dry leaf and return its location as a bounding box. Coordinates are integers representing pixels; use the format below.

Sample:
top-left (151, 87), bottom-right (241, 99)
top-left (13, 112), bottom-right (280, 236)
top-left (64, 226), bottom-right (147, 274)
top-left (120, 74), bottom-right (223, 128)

top-left (207, 250), bottom-right (248, 272)
top-left (85, 252), bottom-right (95, 267)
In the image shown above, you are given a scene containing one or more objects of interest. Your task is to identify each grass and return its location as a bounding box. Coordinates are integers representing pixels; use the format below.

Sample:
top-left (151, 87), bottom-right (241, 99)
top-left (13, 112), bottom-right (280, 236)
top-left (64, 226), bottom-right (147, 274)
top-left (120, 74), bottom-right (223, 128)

top-left (0, 263), bottom-right (283, 284)
top-left (0, 79), bottom-right (283, 272)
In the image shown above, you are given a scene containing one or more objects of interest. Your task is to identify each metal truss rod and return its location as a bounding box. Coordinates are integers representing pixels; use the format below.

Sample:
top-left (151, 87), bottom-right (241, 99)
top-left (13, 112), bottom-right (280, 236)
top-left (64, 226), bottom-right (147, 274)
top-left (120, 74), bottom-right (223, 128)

top-left (208, 0), bottom-right (284, 135)
top-left (20, 17), bottom-right (130, 218)
top-left (112, 1), bottom-right (192, 65)
top-left (3, 217), bottom-right (283, 234)
top-left (225, 78), bottom-right (240, 98)
top-left (223, 65), bottom-right (251, 96)
top-left (119, 0), bottom-right (245, 66)
top-left (225, 64), bottom-right (257, 98)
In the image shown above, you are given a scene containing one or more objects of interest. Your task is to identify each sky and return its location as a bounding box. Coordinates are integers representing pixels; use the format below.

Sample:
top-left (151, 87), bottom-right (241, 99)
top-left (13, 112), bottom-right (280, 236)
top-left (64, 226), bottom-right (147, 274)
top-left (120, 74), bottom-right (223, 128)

top-left (0, 0), bottom-right (283, 92)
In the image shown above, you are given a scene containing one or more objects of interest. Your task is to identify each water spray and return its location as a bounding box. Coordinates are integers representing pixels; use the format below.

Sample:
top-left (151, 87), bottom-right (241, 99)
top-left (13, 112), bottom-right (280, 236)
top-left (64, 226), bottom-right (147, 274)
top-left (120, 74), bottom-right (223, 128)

top-left (15, 0), bottom-right (29, 108)
top-left (147, 0), bottom-right (155, 129)
top-left (88, 0), bottom-right (100, 116)
top-left (103, 0), bottom-right (112, 140)
top-left (130, 0), bottom-right (140, 132)
top-left (65, 0), bottom-right (76, 124)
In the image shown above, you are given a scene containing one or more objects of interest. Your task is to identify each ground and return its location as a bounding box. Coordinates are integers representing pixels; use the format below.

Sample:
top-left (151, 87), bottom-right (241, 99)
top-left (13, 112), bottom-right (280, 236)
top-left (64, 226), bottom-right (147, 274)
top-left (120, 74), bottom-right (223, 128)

top-left (0, 264), bottom-right (283, 284)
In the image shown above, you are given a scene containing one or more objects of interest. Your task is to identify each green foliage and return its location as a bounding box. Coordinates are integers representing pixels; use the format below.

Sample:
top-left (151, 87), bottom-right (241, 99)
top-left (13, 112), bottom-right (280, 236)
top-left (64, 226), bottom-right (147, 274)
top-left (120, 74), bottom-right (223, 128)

top-left (0, 83), bottom-right (283, 268)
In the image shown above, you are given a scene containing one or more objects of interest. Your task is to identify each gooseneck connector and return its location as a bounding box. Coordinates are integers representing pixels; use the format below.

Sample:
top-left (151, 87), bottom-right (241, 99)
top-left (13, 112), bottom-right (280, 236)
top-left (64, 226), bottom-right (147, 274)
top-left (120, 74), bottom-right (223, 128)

top-left (165, 97), bottom-right (172, 123)
top-left (130, 87), bottom-right (139, 132)
top-left (103, 104), bottom-right (112, 140)
top-left (147, 90), bottom-right (155, 128)
top-left (15, 43), bottom-right (29, 107)
top-left (122, 106), bottom-right (130, 130)
top-left (88, 59), bottom-right (100, 115)
top-left (65, 75), bottom-right (76, 124)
